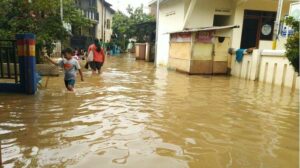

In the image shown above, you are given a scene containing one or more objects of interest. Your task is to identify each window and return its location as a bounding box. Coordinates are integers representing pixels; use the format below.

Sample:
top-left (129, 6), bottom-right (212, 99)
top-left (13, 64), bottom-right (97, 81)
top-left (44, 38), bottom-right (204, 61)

top-left (213, 15), bottom-right (230, 26)
top-left (89, 0), bottom-right (96, 6)
top-left (107, 19), bottom-right (111, 29)
top-left (95, 12), bottom-right (99, 21)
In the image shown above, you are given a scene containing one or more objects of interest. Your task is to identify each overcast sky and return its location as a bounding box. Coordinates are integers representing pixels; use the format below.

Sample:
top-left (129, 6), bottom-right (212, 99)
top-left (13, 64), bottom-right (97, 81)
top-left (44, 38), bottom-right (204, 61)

top-left (106, 0), bottom-right (151, 14)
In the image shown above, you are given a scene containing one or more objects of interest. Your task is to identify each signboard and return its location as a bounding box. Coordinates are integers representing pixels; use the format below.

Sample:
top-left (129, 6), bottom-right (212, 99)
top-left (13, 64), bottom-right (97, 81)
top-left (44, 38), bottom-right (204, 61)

top-left (280, 23), bottom-right (294, 37)
top-left (170, 33), bottom-right (191, 42)
top-left (215, 8), bottom-right (232, 15)
top-left (195, 31), bottom-right (213, 43)
top-left (280, 3), bottom-right (300, 37)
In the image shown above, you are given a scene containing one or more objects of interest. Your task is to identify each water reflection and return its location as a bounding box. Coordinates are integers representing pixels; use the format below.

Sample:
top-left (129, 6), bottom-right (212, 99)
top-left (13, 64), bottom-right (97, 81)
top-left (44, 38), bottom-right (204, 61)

top-left (0, 54), bottom-right (298, 168)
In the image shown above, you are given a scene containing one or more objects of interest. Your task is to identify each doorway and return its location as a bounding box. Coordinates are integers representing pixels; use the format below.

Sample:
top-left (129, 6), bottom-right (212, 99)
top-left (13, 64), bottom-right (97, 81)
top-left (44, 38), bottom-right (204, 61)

top-left (241, 10), bottom-right (276, 49)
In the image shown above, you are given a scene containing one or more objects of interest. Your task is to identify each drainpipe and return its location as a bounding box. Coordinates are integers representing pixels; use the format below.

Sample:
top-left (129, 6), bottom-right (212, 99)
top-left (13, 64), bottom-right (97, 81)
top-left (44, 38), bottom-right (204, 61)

top-left (104, 7), bottom-right (106, 41)
top-left (102, 0), bottom-right (104, 40)
top-left (272, 0), bottom-right (283, 50)
top-left (60, 0), bottom-right (63, 21)
top-left (154, 0), bottom-right (160, 66)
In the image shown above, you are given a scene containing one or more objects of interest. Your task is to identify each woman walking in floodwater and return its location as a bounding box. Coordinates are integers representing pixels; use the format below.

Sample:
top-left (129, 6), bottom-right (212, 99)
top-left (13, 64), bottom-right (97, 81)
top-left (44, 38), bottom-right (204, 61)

top-left (88, 39), bottom-right (105, 74)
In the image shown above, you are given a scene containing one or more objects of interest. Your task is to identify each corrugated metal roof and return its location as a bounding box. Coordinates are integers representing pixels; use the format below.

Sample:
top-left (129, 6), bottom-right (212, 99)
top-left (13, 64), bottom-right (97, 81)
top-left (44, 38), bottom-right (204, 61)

top-left (166, 25), bottom-right (240, 34)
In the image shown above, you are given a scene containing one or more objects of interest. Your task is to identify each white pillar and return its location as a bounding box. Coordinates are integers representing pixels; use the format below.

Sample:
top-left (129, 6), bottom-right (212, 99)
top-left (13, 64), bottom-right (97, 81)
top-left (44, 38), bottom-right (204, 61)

top-left (182, 0), bottom-right (197, 29)
top-left (145, 43), bottom-right (150, 62)
top-left (154, 0), bottom-right (160, 65)
top-left (250, 49), bottom-right (261, 81)
top-left (272, 0), bottom-right (284, 49)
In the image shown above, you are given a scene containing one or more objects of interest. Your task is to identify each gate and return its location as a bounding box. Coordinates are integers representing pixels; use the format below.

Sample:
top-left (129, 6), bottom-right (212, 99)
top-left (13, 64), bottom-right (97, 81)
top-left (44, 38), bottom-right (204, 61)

top-left (0, 34), bottom-right (37, 94)
top-left (0, 40), bottom-right (18, 84)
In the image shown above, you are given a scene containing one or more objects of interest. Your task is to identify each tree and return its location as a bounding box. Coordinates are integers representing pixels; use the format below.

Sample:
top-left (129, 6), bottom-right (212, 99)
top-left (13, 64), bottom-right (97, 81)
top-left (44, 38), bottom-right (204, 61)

top-left (112, 5), bottom-right (155, 50)
top-left (284, 16), bottom-right (299, 74)
top-left (126, 5), bottom-right (155, 42)
top-left (0, 0), bottom-right (91, 60)
top-left (111, 11), bottom-right (131, 49)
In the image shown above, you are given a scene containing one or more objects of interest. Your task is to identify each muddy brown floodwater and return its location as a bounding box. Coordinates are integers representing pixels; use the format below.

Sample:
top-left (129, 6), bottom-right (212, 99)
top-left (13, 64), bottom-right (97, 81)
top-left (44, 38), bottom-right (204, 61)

top-left (0, 54), bottom-right (298, 168)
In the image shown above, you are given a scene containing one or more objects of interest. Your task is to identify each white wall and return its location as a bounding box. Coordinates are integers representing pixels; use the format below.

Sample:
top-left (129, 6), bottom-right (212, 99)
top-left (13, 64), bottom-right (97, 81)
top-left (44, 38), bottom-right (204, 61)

top-left (231, 0), bottom-right (291, 49)
top-left (185, 0), bottom-right (233, 28)
top-left (154, 0), bottom-right (293, 66)
top-left (105, 9), bottom-right (114, 42)
top-left (231, 49), bottom-right (299, 89)
top-left (96, 0), bottom-right (103, 39)
top-left (156, 0), bottom-right (186, 66)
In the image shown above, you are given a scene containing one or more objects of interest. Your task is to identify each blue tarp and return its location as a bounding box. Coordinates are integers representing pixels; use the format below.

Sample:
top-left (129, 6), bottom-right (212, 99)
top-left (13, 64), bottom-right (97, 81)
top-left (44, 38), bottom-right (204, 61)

top-left (236, 49), bottom-right (246, 63)
top-left (35, 73), bottom-right (42, 85)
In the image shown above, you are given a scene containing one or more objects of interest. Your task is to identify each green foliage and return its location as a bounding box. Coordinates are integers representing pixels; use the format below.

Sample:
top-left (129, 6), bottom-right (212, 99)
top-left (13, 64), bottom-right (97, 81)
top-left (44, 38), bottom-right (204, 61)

top-left (0, 0), bottom-right (91, 61)
top-left (112, 12), bottom-right (131, 48)
top-left (112, 5), bottom-right (155, 50)
top-left (284, 16), bottom-right (299, 73)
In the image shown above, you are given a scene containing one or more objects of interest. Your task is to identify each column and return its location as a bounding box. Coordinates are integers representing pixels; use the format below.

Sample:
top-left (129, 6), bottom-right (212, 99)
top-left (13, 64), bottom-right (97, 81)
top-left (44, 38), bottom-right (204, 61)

top-left (16, 33), bottom-right (37, 94)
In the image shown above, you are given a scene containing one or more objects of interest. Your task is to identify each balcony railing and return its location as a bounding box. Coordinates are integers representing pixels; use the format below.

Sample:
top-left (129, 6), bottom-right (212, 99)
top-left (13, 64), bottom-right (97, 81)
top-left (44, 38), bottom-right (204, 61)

top-left (81, 9), bottom-right (99, 22)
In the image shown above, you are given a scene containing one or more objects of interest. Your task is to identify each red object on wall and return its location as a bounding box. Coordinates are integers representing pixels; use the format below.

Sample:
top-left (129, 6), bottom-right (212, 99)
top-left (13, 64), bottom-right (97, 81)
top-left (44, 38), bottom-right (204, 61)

top-left (196, 31), bottom-right (214, 43)
top-left (170, 33), bottom-right (192, 42)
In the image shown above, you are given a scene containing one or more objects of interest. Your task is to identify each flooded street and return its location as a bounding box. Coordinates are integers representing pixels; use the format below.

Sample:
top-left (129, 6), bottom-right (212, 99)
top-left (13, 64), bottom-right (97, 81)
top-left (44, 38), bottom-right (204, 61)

top-left (0, 54), bottom-right (298, 168)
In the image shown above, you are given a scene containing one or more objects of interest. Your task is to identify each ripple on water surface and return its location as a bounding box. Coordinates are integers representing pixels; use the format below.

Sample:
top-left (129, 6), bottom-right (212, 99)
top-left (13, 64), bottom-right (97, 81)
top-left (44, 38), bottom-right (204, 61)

top-left (0, 55), bottom-right (298, 168)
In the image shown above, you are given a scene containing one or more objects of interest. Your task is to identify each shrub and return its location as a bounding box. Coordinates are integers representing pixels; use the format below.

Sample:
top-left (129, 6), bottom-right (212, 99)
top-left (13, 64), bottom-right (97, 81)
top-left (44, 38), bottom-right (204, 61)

top-left (284, 17), bottom-right (299, 74)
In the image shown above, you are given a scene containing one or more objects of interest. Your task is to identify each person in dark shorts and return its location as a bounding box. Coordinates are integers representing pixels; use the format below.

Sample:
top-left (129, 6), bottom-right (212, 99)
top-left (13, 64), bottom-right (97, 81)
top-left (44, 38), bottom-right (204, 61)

top-left (90, 61), bottom-right (103, 71)
top-left (88, 39), bottom-right (105, 74)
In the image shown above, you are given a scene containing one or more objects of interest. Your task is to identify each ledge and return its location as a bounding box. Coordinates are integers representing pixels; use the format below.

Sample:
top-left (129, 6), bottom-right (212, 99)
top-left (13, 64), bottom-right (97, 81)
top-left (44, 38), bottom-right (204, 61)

top-left (261, 49), bottom-right (286, 57)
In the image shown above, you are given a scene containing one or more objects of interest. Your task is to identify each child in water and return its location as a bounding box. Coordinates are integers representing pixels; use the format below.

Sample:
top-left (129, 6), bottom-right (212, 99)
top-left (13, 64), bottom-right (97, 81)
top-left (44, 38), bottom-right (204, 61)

top-left (44, 48), bottom-right (84, 91)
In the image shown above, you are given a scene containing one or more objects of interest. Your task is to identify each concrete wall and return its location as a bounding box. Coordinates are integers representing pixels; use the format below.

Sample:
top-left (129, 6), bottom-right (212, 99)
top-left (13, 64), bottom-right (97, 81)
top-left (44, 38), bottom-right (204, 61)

top-left (155, 0), bottom-right (233, 66)
top-left (105, 9), bottom-right (114, 42)
top-left (153, 0), bottom-right (293, 67)
top-left (231, 0), bottom-right (292, 49)
top-left (231, 49), bottom-right (299, 89)
top-left (156, 0), bottom-right (186, 66)
top-left (95, 1), bottom-right (114, 42)
top-left (96, 0), bottom-right (104, 40)
top-left (186, 0), bottom-right (233, 28)
top-left (0, 64), bottom-right (59, 76)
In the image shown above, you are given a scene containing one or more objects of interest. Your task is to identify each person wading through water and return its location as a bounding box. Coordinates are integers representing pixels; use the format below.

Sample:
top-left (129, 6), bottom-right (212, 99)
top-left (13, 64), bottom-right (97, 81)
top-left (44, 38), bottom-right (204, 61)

top-left (88, 39), bottom-right (105, 74)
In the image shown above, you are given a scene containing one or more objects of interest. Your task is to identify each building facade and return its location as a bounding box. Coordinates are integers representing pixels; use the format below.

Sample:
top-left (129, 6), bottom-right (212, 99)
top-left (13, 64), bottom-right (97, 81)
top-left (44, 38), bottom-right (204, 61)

top-left (71, 0), bottom-right (115, 49)
top-left (149, 0), bottom-right (295, 67)
top-left (149, 0), bottom-right (299, 89)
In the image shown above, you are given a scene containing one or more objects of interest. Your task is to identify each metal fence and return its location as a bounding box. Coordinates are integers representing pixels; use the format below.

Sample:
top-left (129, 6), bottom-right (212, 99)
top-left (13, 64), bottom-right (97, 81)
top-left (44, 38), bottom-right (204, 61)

top-left (0, 40), bottom-right (18, 83)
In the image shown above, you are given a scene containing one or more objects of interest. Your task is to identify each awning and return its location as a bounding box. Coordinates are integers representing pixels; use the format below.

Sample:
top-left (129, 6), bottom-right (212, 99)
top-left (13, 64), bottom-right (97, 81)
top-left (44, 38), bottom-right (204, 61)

top-left (166, 25), bottom-right (240, 34)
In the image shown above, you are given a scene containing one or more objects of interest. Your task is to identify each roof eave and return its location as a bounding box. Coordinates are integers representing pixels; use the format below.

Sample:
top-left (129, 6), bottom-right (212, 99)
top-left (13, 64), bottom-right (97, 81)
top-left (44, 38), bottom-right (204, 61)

top-left (148, 0), bottom-right (169, 6)
top-left (166, 25), bottom-right (240, 34)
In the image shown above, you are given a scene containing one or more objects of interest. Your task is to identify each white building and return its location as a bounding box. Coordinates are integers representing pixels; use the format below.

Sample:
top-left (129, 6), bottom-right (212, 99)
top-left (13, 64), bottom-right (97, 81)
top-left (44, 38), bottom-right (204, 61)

top-left (96, 0), bottom-right (115, 42)
top-left (71, 0), bottom-right (115, 49)
top-left (149, 0), bottom-right (299, 89)
top-left (149, 0), bottom-right (295, 66)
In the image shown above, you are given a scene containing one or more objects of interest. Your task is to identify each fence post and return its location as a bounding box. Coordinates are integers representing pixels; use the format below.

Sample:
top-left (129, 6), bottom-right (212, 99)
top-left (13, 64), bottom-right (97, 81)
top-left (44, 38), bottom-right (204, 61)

top-left (250, 49), bottom-right (261, 81)
top-left (16, 33), bottom-right (37, 94)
